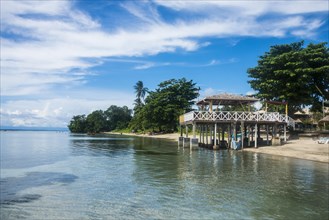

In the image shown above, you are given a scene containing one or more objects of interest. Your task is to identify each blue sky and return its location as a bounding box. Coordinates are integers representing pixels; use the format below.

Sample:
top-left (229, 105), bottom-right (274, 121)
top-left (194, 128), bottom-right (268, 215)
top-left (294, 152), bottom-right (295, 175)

top-left (1, 0), bottom-right (328, 128)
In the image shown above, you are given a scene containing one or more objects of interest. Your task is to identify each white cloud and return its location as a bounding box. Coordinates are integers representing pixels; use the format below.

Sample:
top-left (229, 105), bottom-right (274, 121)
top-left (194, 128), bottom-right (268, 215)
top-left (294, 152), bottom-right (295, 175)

top-left (120, 1), bottom-right (162, 25)
top-left (254, 101), bottom-right (263, 110)
top-left (205, 58), bottom-right (238, 66)
top-left (246, 91), bottom-right (262, 110)
top-left (201, 88), bottom-right (225, 97)
top-left (2, 1), bottom-right (327, 96)
top-left (247, 90), bottom-right (259, 96)
top-left (1, 0), bottom-right (327, 127)
top-left (203, 88), bottom-right (218, 97)
top-left (155, 1), bottom-right (327, 15)
top-left (133, 58), bottom-right (236, 69)
top-left (208, 60), bottom-right (220, 66)
top-left (0, 89), bottom-right (134, 127)
top-left (134, 62), bottom-right (156, 70)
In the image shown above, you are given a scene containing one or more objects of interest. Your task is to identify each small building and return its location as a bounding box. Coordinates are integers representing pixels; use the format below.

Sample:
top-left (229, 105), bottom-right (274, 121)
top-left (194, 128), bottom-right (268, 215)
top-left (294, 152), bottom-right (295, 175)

top-left (319, 115), bottom-right (329, 130)
top-left (178, 93), bottom-right (295, 150)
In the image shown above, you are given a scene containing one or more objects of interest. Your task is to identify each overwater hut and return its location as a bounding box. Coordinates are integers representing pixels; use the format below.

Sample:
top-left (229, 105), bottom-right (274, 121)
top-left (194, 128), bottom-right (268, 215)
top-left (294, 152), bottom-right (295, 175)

top-left (178, 93), bottom-right (295, 150)
top-left (319, 115), bottom-right (329, 123)
top-left (294, 110), bottom-right (311, 119)
top-left (294, 119), bottom-right (304, 131)
top-left (319, 115), bottom-right (329, 130)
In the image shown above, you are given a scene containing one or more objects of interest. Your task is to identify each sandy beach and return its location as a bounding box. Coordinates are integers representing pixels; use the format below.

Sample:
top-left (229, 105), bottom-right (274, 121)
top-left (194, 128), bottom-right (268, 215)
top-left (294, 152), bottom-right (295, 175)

top-left (107, 132), bottom-right (329, 163)
top-left (243, 139), bottom-right (329, 163)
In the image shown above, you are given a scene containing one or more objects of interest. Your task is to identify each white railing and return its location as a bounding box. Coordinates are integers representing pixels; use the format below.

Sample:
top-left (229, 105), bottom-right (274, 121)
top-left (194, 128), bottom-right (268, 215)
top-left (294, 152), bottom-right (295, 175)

top-left (287, 116), bottom-right (295, 128)
top-left (180, 111), bottom-right (295, 127)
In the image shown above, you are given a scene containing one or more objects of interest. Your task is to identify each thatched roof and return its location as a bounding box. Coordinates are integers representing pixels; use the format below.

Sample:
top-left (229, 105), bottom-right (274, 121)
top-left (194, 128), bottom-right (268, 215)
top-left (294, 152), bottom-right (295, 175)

top-left (294, 119), bottom-right (303, 123)
top-left (294, 111), bottom-right (309, 116)
top-left (319, 115), bottom-right (329, 123)
top-left (197, 93), bottom-right (259, 106)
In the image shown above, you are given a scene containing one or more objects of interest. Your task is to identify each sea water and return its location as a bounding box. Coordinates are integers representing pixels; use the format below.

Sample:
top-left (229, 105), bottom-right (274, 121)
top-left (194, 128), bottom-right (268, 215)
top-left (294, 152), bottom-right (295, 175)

top-left (1, 131), bottom-right (328, 219)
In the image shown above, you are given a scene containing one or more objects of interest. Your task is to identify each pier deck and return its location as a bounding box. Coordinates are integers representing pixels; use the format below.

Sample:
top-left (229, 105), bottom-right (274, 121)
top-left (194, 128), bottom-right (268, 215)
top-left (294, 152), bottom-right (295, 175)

top-left (178, 94), bottom-right (294, 150)
top-left (180, 111), bottom-right (295, 126)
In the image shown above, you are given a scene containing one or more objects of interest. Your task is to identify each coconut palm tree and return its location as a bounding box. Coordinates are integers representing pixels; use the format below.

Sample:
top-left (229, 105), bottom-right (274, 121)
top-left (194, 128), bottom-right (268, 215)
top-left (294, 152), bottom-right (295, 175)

top-left (133, 81), bottom-right (148, 111)
top-left (134, 81), bottom-right (148, 100)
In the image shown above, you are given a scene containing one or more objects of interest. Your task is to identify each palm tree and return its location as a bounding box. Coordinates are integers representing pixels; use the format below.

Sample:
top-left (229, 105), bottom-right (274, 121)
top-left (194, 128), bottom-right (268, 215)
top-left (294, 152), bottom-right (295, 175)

top-left (133, 81), bottom-right (148, 111)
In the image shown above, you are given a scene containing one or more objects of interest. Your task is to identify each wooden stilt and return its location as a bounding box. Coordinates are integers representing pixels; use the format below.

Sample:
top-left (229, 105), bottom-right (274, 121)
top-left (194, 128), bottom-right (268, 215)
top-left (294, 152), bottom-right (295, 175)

top-left (186, 125), bottom-right (188, 138)
top-left (217, 125), bottom-right (220, 145)
top-left (283, 124), bottom-right (287, 142)
top-left (228, 123), bottom-right (232, 148)
top-left (202, 125), bottom-right (205, 145)
top-left (266, 125), bottom-right (269, 145)
top-left (248, 125), bottom-right (251, 147)
top-left (206, 125), bottom-right (208, 145)
top-left (193, 123), bottom-right (196, 138)
top-left (233, 123), bottom-right (237, 141)
top-left (241, 122), bottom-right (244, 149)
top-left (254, 124), bottom-right (258, 148)
top-left (213, 123), bottom-right (218, 149)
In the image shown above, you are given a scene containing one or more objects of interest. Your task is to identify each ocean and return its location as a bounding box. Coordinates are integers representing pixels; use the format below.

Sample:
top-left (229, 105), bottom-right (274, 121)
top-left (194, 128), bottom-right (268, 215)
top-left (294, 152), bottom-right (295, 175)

top-left (1, 131), bottom-right (328, 219)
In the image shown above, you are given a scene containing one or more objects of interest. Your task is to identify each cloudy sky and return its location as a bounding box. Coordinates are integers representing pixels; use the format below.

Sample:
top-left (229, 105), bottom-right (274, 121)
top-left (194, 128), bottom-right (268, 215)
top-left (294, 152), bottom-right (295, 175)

top-left (1, 0), bottom-right (328, 128)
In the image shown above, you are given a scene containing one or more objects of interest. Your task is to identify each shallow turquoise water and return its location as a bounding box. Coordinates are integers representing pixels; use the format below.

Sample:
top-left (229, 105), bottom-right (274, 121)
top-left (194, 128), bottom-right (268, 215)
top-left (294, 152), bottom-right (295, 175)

top-left (1, 131), bottom-right (328, 219)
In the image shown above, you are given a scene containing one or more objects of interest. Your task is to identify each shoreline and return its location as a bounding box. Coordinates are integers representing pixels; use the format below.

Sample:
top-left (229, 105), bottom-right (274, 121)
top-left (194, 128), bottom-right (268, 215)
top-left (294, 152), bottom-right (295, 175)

top-left (243, 139), bottom-right (329, 163)
top-left (106, 132), bottom-right (329, 163)
top-left (105, 131), bottom-right (179, 141)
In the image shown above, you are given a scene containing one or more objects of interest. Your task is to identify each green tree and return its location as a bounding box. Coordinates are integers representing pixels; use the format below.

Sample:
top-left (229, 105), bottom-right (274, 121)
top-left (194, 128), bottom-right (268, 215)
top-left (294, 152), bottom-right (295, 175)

top-left (68, 114), bottom-right (87, 133)
top-left (86, 110), bottom-right (107, 133)
top-left (129, 107), bottom-right (147, 132)
top-left (105, 105), bottom-right (132, 130)
top-left (140, 78), bottom-right (199, 132)
top-left (68, 105), bottom-right (132, 133)
top-left (133, 81), bottom-right (148, 112)
top-left (248, 41), bottom-right (329, 115)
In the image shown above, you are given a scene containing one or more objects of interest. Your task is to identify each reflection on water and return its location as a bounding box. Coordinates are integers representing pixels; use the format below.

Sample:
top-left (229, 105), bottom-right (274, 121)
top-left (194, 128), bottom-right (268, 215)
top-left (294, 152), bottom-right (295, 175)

top-left (1, 131), bottom-right (328, 219)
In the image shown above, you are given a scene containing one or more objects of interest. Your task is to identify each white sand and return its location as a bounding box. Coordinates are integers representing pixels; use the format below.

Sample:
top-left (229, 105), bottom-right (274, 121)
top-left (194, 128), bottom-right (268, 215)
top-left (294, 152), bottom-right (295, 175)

top-left (243, 139), bottom-right (329, 163)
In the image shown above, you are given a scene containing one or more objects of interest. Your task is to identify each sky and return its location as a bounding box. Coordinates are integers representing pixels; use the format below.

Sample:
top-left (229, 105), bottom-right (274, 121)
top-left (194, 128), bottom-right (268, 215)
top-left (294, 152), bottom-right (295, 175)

top-left (1, 0), bottom-right (328, 128)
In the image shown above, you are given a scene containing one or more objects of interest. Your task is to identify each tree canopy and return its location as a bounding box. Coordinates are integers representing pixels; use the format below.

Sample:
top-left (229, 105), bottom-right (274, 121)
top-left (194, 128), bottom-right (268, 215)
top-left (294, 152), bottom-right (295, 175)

top-left (133, 80), bottom-right (148, 112)
top-left (68, 78), bottom-right (199, 134)
top-left (248, 41), bottom-right (329, 114)
top-left (130, 78), bottom-right (200, 132)
top-left (68, 114), bottom-right (87, 133)
top-left (105, 105), bottom-right (132, 131)
top-left (68, 105), bottom-right (132, 133)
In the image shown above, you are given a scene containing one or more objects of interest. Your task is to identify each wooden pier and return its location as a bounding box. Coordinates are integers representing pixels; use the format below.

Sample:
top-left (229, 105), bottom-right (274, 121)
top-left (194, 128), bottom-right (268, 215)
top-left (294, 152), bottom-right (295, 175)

top-left (178, 94), bottom-right (295, 150)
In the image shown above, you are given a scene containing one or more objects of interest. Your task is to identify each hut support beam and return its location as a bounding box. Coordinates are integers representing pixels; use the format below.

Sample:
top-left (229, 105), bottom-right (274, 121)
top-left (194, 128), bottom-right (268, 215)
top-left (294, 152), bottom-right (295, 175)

top-left (254, 124), bottom-right (258, 148)
top-left (192, 123), bottom-right (196, 138)
top-left (241, 122), bottom-right (244, 149)
top-left (213, 123), bottom-right (219, 149)
top-left (206, 125), bottom-right (208, 146)
top-left (248, 125), bottom-right (251, 147)
top-left (185, 126), bottom-right (188, 138)
top-left (266, 125), bottom-right (269, 145)
top-left (283, 124), bottom-right (287, 142)
top-left (202, 125), bottom-right (205, 145)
